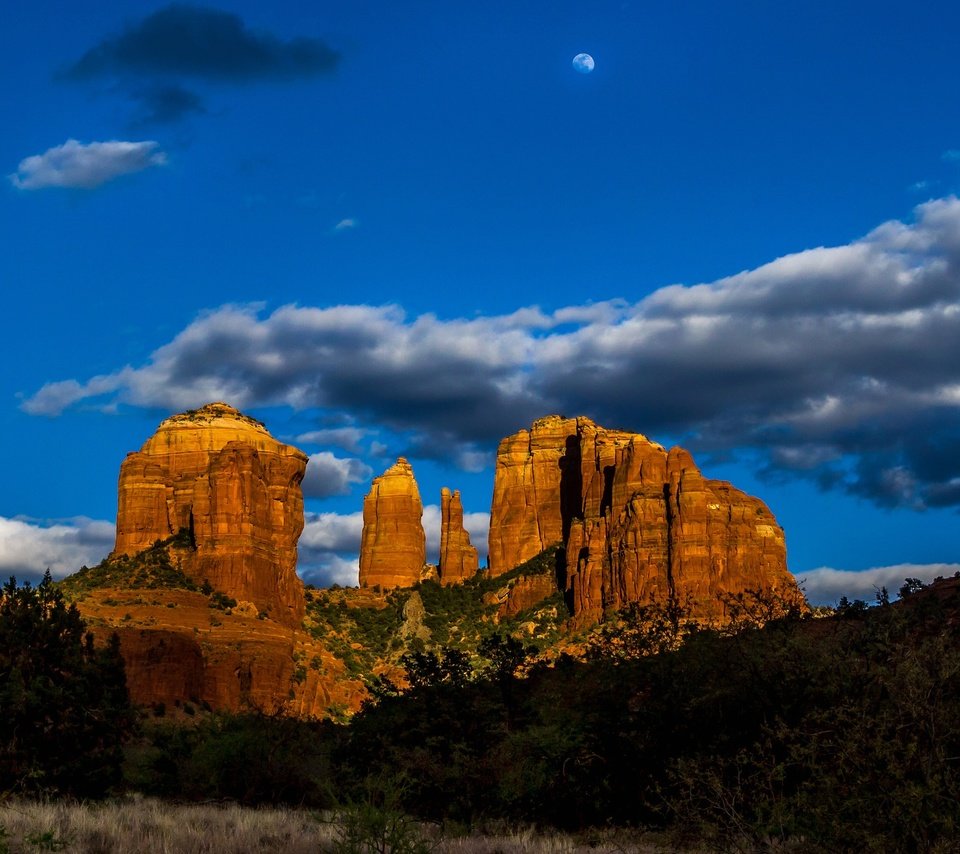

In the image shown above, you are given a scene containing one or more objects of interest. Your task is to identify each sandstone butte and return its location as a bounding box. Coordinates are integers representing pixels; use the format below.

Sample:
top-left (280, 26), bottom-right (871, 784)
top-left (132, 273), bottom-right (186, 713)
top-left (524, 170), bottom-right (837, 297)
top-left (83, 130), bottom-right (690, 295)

top-left (438, 487), bottom-right (479, 585)
top-left (359, 458), bottom-right (426, 590)
top-left (487, 415), bottom-right (802, 624)
top-left (76, 402), bottom-right (367, 717)
top-left (114, 402), bottom-right (307, 627)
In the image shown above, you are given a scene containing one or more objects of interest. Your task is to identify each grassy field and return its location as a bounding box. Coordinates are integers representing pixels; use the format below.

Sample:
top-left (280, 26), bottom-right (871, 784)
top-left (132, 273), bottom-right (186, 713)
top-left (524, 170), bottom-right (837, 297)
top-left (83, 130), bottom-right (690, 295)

top-left (0, 798), bottom-right (682, 853)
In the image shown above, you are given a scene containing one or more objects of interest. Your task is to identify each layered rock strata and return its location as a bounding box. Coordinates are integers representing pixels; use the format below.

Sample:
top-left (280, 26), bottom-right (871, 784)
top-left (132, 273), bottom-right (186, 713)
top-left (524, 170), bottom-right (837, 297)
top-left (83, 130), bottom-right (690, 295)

top-left (359, 458), bottom-right (426, 590)
top-left (438, 487), bottom-right (479, 585)
top-left (488, 416), bottom-right (800, 624)
top-left (113, 403), bottom-right (307, 627)
top-left (487, 416), bottom-right (578, 576)
top-left (83, 588), bottom-right (365, 717)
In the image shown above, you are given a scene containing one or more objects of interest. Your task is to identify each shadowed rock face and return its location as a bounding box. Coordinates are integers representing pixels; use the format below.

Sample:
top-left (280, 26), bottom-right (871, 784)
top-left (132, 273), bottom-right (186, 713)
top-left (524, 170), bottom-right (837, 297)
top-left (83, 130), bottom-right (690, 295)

top-left (359, 458), bottom-right (426, 590)
top-left (489, 416), bottom-right (801, 624)
top-left (438, 487), bottom-right (479, 585)
top-left (114, 402), bottom-right (307, 627)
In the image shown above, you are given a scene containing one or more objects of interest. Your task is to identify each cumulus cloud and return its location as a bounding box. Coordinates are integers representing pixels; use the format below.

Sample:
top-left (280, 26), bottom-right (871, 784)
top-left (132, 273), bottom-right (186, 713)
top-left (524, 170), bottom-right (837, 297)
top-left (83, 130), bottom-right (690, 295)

top-left (797, 563), bottom-right (960, 606)
top-left (302, 452), bottom-right (372, 499)
top-left (64, 4), bottom-right (339, 82)
top-left (9, 139), bottom-right (166, 189)
top-left (298, 511), bottom-right (362, 587)
top-left (301, 553), bottom-right (359, 588)
top-left (23, 196), bottom-right (960, 508)
top-left (0, 516), bottom-right (114, 584)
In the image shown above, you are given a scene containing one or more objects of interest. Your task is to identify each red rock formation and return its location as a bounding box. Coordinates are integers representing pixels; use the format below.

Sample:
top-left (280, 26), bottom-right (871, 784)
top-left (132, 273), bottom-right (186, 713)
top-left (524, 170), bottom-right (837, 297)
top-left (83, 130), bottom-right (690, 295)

top-left (113, 403), bottom-right (307, 627)
top-left (497, 573), bottom-right (559, 620)
top-left (438, 487), bottom-right (479, 585)
top-left (490, 416), bottom-right (801, 625)
top-left (359, 458), bottom-right (426, 590)
top-left (487, 416), bottom-right (579, 576)
top-left (83, 588), bottom-right (364, 716)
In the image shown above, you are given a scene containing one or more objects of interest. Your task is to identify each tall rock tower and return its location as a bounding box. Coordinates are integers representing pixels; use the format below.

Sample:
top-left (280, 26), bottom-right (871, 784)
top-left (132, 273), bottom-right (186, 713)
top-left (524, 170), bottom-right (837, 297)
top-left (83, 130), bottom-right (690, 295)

top-left (113, 402), bottom-right (308, 627)
top-left (438, 487), bottom-right (479, 585)
top-left (359, 458), bottom-right (426, 590)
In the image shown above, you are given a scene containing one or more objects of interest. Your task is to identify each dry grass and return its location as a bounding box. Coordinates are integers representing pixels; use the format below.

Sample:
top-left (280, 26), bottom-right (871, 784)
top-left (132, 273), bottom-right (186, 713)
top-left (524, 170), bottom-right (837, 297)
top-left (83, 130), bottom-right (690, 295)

top-left (0, 798), bottom-right (679, 853)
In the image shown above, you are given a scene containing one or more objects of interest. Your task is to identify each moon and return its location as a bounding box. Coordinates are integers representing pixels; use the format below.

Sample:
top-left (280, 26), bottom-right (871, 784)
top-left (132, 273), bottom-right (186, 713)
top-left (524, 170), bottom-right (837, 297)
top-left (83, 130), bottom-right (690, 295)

top-left (572, 53), bottom-right (595, 74)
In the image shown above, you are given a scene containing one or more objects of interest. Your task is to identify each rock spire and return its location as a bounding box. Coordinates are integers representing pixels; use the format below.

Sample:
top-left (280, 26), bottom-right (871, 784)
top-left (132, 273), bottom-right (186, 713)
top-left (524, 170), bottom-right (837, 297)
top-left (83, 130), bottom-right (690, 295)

top-left (359, 458), bottom-right (426, 590)
top-left (438, 487), bottom-right (479, 585)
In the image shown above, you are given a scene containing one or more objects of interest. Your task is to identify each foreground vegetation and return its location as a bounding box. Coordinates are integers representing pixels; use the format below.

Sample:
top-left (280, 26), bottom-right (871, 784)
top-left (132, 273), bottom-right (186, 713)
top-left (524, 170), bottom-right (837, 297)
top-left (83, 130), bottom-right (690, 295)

top-left (6, 567), bottom-right (960, 851)
top-left (0, 798), bottom-right (672, 854)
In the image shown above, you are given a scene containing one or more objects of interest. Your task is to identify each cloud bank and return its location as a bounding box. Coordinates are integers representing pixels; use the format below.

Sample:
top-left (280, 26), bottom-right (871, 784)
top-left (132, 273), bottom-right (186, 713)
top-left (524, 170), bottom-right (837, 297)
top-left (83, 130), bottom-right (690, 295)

top-left (797, 563), bottom-right (960, 606)
top-left (24, 196), bottom-right (960, 509)
top-left (9, 139), bottom-right (166, 189)
top-left (65, 4), bottom-right (340, 82)
top-left (0, 516), bottom-right (114, 585)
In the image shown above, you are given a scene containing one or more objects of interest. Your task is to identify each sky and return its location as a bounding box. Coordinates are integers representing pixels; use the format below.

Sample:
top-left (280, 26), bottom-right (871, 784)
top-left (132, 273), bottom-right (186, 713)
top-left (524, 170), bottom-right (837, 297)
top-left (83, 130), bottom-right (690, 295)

top-left (4, 1), bottom-right (960, 604)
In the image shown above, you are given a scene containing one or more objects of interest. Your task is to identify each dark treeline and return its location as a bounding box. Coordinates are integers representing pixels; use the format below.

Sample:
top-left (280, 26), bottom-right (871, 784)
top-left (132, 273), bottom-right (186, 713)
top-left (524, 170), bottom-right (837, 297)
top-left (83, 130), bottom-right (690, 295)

top-left (4, 575), bottom-right (960, 852)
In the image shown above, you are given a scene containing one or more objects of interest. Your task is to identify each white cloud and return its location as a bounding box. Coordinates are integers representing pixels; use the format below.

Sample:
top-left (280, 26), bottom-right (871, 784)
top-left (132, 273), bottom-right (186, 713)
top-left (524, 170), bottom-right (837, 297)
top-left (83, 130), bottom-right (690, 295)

top-left (301, 554), bottom-right (359, 587)
top-left (302, 452), bottom-right (372, 498)
top-left (0, 516), bottom-right (114, 583)
top-left (298, 511), bottom-right (363, 587)
top-left (9, 139), bottom-right (167, 190)
top-left (796, 563), bottom-right (960, 606)
top-left (333, 218), bottom-right (357, 232)
top-left (300, 511), bottom-right (363, 553)
top-left (22, 196), bottom-right (960, 508)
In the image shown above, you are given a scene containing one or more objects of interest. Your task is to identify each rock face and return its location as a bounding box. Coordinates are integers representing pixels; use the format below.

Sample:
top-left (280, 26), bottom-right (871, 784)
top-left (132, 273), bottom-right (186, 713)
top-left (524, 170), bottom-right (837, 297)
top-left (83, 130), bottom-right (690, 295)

top-left (489, 416), bottom-right (801, 624)
top-left (82, 588), bottom-right (365, 717)
top-left (438, 488), bottom-right (479, 585)
top-left (113, 403), bottom-right (308, 627)
top-left (487, 416), bottom-right (579, 576)
top-left (359, 458), bottom-right (426, 590)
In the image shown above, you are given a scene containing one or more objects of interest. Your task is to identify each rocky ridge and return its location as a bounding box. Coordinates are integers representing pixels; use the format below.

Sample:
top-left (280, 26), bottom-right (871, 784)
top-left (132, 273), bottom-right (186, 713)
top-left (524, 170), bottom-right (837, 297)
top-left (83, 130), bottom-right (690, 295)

top-left (65, 404), bottom-right (803, 719)
top-left (489, 416), bottom-right (801, 624)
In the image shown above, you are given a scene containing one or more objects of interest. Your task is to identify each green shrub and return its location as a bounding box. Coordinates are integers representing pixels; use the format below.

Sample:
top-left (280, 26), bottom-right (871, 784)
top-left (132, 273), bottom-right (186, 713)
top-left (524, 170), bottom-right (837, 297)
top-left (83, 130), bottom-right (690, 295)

top-left (0, 573), bottom-right (134, 797)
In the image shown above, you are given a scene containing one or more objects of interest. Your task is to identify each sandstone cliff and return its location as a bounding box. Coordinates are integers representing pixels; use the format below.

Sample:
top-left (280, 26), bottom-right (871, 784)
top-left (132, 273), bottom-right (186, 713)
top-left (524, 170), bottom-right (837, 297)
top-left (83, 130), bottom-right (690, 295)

top-left (359, 458), bottom-right (426, 590)
top-left (489, 416), bottom-right (800, 624)
top-left (438, 487), bottom-right (479, 585)
top-left (114, 403), bottom-right (307, 627)
top-left (79, 584), bottom-right (364, 717)
top-left (487, 416), bottom-right (579, 576)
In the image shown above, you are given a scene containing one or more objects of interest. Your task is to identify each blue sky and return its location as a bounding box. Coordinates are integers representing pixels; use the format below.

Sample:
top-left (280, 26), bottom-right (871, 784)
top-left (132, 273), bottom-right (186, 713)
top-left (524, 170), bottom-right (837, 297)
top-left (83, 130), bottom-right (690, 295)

top-left (4, 1), bottom-right (960, 603)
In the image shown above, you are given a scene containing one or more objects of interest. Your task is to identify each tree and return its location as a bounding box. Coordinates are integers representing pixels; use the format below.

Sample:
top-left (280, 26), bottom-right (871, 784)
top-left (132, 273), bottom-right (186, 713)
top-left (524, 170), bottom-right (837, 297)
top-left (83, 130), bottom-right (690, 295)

top-left (0, 573), bottom-right (134, 796)
top-left (400, 647), bottom-right (472, 690)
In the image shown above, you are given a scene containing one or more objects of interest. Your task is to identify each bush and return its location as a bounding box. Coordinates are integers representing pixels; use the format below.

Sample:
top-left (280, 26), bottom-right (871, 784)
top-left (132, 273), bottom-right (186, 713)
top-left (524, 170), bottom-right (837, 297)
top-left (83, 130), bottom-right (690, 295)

top-left (0, 573), bottom-right (134, 797)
